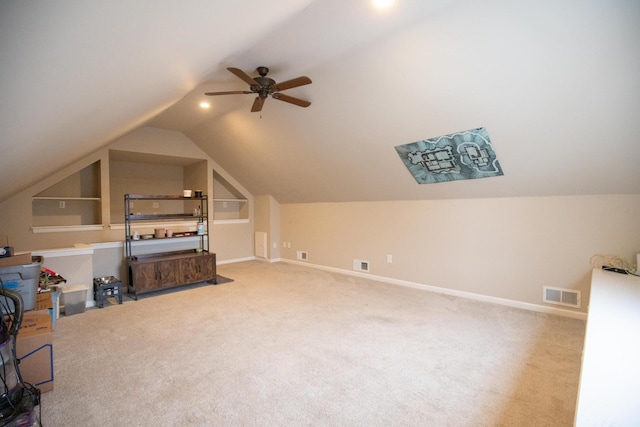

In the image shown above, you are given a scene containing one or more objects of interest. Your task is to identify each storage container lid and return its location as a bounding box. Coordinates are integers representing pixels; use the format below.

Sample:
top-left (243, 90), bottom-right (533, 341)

top-left (61, 284), bottom-right (88, 293)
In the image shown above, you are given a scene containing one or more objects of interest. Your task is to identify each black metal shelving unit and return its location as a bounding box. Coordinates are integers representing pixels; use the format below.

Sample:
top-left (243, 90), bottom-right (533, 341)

top-left (124, 194), bottom-right (215, 299)
top-left (124, 194), bottom-right (209, 259)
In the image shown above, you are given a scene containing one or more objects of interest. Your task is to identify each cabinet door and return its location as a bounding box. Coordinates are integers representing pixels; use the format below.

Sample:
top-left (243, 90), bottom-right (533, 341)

top-left (200, 254), bottom-right (215, 280)
top-left (180, 255), bottom-right (215, 284)
top-left (156, 259), bottom-right (180, 289)
top-left (131, 262), bottom-right (158, 294)
top-left (180, 257), bottom-right (200, 284)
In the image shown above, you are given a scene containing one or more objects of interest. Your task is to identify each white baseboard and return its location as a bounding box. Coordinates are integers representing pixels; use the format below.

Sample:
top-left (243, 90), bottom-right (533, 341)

top-left (280, 259), bottom-right (587, 320)
top-left (217, 256), bottom-right (256, 265)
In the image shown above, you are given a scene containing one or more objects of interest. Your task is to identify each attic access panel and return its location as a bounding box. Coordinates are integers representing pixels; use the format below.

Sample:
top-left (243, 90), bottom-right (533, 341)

top-left (395, 127), bottom-right (503, 184)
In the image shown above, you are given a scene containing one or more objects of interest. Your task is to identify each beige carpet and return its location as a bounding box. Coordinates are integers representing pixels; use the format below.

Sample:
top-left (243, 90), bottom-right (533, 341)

top-left (39, 261), bottom-right (585, 426)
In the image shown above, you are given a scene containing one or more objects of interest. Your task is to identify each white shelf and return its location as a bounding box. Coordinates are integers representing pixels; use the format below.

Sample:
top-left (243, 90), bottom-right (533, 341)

top-left (32, 197), bottom-right (101, 201)
top-left (213, 198), bottom-right (247, 203)
top-left (31, 224), bottom-right (105, 233)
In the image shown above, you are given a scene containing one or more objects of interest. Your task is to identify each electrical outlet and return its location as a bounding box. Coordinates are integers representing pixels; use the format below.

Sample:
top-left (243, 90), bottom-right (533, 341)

top-left (387, 254), bottom-right (393, 263)
top-left (58, 201), bottom-right (65, 209)
top-left (152, 202), bottom-right (159, 209)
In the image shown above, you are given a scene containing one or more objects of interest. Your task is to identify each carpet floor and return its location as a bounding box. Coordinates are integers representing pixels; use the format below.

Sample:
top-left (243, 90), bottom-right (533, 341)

top-left (39, 260), bottom-right (585, 426)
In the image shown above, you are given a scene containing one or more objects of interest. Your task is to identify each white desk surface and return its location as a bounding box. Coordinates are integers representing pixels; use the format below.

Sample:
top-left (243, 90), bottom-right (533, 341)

top-left (574, 268), bottom-right (640, 426)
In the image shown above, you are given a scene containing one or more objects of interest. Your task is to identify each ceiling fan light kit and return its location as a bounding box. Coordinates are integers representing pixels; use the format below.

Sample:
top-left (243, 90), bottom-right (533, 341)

top-left (205, 66), bottom-right (312, 113)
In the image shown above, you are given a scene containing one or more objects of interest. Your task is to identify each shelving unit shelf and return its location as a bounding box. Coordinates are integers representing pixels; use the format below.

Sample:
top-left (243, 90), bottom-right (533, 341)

top-left (124, 194), bottom-right (216, 299)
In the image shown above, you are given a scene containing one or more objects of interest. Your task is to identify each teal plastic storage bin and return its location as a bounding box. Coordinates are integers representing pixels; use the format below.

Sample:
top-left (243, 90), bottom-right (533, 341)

top-left (0, 256), bottom-right (43, 311)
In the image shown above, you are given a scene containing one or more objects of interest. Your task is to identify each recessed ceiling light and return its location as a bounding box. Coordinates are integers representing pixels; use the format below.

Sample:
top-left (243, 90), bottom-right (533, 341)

top-left (372, 0), bottom-right (394, 10)
top-left (199, 101), bottom-right (211, 109)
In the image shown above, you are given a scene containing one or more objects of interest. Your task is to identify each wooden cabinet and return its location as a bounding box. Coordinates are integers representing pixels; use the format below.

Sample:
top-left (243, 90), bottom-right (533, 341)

top-left (128, 251), bottom-right (216, 297)
top-left (131, 257), bottom-right (180, 293)
top-left (125, 194), bottom-right (217, 299)
top-left (180, 253), bottom-right (214, 284)
top-left (130, 261), bottom-right (158, 294)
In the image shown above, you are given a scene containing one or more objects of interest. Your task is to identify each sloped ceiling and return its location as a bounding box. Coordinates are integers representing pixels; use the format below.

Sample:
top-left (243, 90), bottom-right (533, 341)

top-left (1, 0), bottom-right (639, 204)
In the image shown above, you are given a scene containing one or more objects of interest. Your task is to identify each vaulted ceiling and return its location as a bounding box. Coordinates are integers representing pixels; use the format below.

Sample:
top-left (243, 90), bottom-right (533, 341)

top-left (1, 0), bottom-right (639, 204)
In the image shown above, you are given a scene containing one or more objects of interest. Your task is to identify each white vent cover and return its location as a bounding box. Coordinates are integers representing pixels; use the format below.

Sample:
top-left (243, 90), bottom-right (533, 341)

top-left (296, 250), bottom-right (308, 261)
top-left (543, 286), bottom-right (581, 308)
top-left (353, 259), bottom-right (370, 272)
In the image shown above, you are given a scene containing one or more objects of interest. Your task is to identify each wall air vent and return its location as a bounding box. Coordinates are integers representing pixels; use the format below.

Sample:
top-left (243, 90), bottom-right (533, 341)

top-left (353, 259), bottom-right (370, 272)
top-left (543, 286), bottom-right (581, 308)
top-left (297, 250), bottom-right (308, 261)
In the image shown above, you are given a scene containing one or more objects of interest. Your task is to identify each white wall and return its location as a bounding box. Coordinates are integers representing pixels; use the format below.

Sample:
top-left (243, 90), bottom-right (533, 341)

top-left (32, 245), bottom-right (95, 307)
top-left (280, 195), bottom-right (640, 313)
top-left (0, 126), bottom-right (256, 263)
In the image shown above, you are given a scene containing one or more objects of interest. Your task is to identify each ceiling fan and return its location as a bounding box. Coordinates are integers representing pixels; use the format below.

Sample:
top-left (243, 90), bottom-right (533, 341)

top-left (205, 66), bottom-right (312, 113)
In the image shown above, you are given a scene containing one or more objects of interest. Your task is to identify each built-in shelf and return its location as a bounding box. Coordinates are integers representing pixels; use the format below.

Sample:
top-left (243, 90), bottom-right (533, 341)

top-left (32, 197), bottom-right (101, 201)
top-left (32, 225), bottom-right (105, 233)
top-left (127, 213), bottom-right (201, 221)
top-left (109, 220), bottom-right (199, 231)
top-left (212, 219), bottom-right (250, 225)
top-left (32, 160), bottom-right (102, 228)
top-left (213, 170), bottom-right (249, 222)
top-left (213, 198), bottom-right (247, 203)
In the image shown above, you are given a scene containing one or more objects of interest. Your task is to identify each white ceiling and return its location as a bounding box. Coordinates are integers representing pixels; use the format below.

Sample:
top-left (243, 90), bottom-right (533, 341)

top-left (1, 0), bottom-right (639, 204)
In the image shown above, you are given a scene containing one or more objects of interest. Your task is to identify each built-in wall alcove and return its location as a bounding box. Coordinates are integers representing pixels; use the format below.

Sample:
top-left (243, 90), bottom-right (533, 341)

top-left (109, 150), bottom-right (207, 224)
top-left (32, 161), bottom-right (101, 228)
top-left (213, 170), bottom-right (248, 222)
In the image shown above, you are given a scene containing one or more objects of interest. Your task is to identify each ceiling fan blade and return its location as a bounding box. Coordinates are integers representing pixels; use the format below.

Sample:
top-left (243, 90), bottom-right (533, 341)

top-left (251, 96), bottom-right (265, 112)
top-left (274, 76), bottom-right (312, 92)
top-left (272, 93), bottom-right (311, 108)
top-left (204, 90), bottom-right (253, 96)
top-left (227, 67), bottom-right (258, 87)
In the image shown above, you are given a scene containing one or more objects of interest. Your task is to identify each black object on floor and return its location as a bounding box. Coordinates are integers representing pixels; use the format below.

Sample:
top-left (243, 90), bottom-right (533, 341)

top-left (214, 275), bottom-right (233, 285)
top-left (93, 276), bottom-right (123, 308)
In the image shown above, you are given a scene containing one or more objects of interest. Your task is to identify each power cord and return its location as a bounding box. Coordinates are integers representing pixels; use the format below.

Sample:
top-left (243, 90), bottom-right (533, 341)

top-left (0, 280), bottom-right (43, 426)
top-left (590, 254), bottom-right (639, 277)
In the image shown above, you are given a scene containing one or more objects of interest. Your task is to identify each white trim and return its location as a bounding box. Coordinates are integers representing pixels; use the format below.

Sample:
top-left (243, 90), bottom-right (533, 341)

top-left (31, 224), bottom-right (104, 233)
top-left (32, 246), bottom-right (94, 258)
top-left (91, 241), bottom-right (123, 250)
top-left (32, 197), bottom-right (101, 201)
top-left (213, 219), bottom-right (250, 225)
top-left (109, 221), bottom-right (199, 230)
top-left (253, 257), bottom-right (281, 264)
top-left (217, 256), bottom-right (256, 265)
top-left (281, 259), bottom-right (587, 320)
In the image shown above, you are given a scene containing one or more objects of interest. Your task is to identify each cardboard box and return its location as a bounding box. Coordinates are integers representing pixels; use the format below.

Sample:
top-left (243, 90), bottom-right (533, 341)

top-left (0, 252), bottom-right (32, 268)
top-left (33, 291), bottom-right (60, 331)
top-left (16, 309), bottom-right (54, 393)
top-left (34, 292), bottom-right (53, 311)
